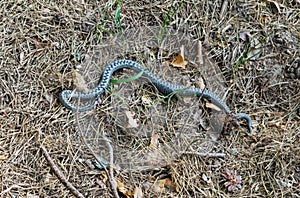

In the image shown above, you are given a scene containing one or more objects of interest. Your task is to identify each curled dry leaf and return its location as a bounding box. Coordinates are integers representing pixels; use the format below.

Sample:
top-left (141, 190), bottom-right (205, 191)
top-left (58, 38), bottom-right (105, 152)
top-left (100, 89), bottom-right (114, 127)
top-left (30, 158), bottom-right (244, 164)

top-left (171, 45), bottom-right (188, 69)
top-left (171, 54), bottom-right (188, 69)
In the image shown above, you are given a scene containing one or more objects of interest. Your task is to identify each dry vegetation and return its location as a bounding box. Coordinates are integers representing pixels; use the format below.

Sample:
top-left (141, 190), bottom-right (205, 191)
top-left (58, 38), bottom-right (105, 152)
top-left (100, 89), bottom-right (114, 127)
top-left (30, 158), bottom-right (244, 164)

top-left (0, 0), bottom-right (299, 197)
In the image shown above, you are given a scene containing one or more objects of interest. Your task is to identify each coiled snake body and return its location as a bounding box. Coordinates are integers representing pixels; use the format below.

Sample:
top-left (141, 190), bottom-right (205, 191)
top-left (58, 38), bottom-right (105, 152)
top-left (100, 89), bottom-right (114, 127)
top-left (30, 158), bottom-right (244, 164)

top-left (60, 59), bottom-right (252, 135)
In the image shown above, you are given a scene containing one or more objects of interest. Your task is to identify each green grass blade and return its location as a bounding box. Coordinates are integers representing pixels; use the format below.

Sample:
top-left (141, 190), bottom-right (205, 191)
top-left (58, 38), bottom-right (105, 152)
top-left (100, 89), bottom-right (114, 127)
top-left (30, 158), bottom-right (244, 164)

top-left (114, 4), bottom-right (122, 32)
top-left (110, 70), bottom-right (144, 84)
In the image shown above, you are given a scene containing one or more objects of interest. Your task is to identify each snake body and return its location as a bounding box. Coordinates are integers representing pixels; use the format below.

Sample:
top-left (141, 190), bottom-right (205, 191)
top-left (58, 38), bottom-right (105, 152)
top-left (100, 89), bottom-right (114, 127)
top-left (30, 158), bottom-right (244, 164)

top-left (60, 59), bottom-right (252, 135)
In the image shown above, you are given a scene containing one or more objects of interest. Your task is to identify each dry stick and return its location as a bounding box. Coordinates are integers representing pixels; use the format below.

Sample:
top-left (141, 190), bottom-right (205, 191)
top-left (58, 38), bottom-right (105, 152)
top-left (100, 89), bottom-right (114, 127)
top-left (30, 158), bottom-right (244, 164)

top-left (197, 40), bottom-right (204, 65)
top-left (104, 137), bottom-right (118, 194)
top-left (180, 151), bottom-right (226, 158)
top-left (40, 146), bottom-right (85, 198)
top-left (74, 112), bottom-right (120, 198)
top-left (0, 185), bottom-right (22, 196)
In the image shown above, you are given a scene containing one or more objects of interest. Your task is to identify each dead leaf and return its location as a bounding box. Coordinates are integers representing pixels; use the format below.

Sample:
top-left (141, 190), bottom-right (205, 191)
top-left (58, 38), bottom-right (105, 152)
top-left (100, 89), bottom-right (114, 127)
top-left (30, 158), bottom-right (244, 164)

top-left (71, 70), bottom-right (89, 93)
top-left (117, 181), bottom-right (131, 197)
top-left (125, 111), bottom-right (139, 128)
top-left (152, 178), bottom-right (179, 193)
top-left (171, 45), bottom-right (188, 69)
top-left (206, 102), bottom-right (222, 111)
top-left (149, 133), bottom-right (159, 149)
top-left (133, 187), bottom-right (143, 198)
top-left (100, 172), bottom-right (108, 184)
top-left (171, 54), bottom-right (188, 69)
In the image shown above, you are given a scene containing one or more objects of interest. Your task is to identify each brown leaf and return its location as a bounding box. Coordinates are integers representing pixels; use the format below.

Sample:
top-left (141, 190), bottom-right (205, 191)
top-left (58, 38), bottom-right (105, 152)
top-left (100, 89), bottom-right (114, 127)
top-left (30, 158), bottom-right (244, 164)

top-left (117, 181), bottom-right (131, 197)
top-left (100, 172), bottom-right (108, 184)
top-left (153, 178), bottom-right (179, 193)
top-left (163, 178), bottom-right (178, 192)
top-left (171, 45), bottom-right (188, 69)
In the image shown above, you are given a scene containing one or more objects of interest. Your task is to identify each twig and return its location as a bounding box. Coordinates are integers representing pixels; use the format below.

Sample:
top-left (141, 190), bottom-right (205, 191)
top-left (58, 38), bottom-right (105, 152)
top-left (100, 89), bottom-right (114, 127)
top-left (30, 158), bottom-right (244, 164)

top-left (75, 112), bottom-right (120, 198)
top-left (0, 185), bottom-right (21, 196)
top-left (180, 151), bottom-right (226, 158)
top-left (105, 137), bottom-right (118, 196)
top-left (40, 146), bottom-right (85, 198)
top-left (197, 40), bottom-right (204, 65)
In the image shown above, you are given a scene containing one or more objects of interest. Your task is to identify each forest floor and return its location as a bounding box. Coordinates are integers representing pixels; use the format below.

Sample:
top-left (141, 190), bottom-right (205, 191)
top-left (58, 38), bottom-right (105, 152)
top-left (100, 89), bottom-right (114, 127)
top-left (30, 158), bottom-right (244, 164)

top-left (0, 1), bottom-right (299, 197)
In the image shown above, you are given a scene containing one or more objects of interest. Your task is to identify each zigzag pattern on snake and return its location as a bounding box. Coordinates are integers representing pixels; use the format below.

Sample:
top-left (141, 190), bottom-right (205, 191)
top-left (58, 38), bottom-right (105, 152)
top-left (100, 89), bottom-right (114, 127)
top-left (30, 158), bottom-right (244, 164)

top-left (60, 59), bottom-right (252, 135)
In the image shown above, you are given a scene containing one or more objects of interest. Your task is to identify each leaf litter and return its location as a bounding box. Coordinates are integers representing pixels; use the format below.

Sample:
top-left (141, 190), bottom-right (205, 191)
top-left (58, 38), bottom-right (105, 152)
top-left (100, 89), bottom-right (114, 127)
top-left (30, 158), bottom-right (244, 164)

top-left (1, 0), bottom-right (299, 197)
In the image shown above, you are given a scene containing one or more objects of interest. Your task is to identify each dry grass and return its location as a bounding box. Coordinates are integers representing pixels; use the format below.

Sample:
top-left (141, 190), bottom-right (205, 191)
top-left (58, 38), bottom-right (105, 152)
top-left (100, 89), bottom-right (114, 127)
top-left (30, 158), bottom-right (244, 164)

top-left (0, 0), bottom-right (299, 197)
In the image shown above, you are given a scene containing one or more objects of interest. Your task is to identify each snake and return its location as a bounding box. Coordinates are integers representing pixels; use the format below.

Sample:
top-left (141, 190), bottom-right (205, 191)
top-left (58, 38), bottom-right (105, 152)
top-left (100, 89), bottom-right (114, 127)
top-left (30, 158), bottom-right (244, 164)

top-left (60, 59), bottom-right (252, 135)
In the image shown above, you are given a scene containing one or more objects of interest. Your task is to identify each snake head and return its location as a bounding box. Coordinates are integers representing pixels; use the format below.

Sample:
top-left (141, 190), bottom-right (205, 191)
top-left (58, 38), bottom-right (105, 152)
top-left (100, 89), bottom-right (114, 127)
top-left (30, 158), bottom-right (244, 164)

top-left (234, 113), bottom-right (252, 136)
